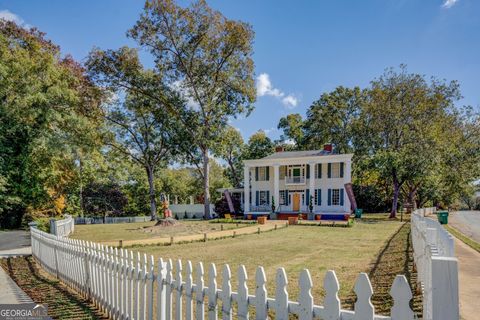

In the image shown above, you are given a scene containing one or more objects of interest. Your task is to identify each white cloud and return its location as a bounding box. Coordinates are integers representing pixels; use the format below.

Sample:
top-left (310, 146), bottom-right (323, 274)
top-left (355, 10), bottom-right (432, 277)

top-left (282, 95), bottom-right (298, 109)
top-left (442, 0), bottom-right (459, 8)
top-left (0, 10), bottom-right (25, 25)
top-left (256, 73), bottom-right (299, 108)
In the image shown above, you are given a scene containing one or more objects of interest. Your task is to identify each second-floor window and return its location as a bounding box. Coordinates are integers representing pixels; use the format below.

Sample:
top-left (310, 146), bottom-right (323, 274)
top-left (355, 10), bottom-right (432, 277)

top-left (256, 166), bottom-right (269, 181)
top-left (328, 162), bottom-right (344, 178)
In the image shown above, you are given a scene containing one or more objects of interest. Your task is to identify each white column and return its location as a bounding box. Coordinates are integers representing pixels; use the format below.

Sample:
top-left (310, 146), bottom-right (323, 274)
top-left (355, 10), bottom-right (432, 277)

top-left (309, 162), bottom-right (315, 212)
top-left (344, 160), bottom-right (352, 212)
top-left (273, 165), bottom-right (280, 212)
top-left (244, 165), bottom-right (250, 213)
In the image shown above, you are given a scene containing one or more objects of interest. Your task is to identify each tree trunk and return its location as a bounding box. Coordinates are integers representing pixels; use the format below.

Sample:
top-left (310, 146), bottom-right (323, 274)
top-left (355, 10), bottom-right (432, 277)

top-left (146, 165), bottom-right (157, 221)
top-left (203, 149), bottom-right (211, 219)
top-left (407, 188), bottom-right (417, 210)
top-left (390, 175), bottom-right (400, 218)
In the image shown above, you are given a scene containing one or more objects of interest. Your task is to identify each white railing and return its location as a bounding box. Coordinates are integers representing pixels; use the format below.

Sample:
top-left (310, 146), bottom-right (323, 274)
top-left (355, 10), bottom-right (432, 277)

top-left (30, 226), bottom-right (417, 320)
top-left (411, 208), bottom-right (459, 320)
top-left (50, 215), bottom-right (74, 237)
top-left (285, 176), bottom-right (306, 184)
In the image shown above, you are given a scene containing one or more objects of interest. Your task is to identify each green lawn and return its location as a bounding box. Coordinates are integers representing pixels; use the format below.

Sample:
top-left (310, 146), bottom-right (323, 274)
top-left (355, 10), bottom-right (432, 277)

top-left (70, 220), bottom-right (244, 242)
top-left (133, 219), bottom-right (405, 310)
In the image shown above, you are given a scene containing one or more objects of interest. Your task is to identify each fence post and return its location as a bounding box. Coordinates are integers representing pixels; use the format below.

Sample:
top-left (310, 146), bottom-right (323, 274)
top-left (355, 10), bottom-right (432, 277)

top-left (50, 219), bottom-right (56, 236)
top-left (431, 257), bottom-right (459, 320)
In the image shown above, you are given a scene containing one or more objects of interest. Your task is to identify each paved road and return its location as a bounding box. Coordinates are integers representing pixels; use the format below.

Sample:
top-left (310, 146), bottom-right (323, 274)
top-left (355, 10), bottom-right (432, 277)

top-left (0, 230), bottom-right (33, 304)
top-left (0, 230), bottom-right (31, 257)
top-left (450, 211), bottom-right (480, 243)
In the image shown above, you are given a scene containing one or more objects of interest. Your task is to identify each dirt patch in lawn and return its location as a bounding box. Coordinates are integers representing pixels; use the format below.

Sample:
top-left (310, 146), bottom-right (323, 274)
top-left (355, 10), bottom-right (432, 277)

top-left (0, 256), bottom-right (105, 320)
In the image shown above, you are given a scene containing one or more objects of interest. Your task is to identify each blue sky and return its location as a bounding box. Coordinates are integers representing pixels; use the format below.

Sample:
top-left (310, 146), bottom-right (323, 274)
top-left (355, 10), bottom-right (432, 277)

top-left (1, 0), bottom-right (479, 141)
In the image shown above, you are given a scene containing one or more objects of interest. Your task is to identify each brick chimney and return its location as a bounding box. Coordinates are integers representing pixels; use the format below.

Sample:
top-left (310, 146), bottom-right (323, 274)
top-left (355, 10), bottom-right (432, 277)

top-left (323, 144), bottom-right (333, 152)
top-left (275, 146), bottom-right (285, 153)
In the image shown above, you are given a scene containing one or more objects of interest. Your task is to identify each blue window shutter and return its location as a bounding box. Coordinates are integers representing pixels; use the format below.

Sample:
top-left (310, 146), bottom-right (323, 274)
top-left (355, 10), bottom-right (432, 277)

top-left (266, 190), bottom-right (270, 204)
top-left (328, 163), bottom-right (332, 178)
top-left (328, 189), bottom-right (332, 206)
top-left (318, 164), bottom-right (322, 179)
top-left (317, 189), bottom-right (322, 205)
top-left (266, 167), bottom-right (270, 180)
top-left (255, 167), bottom-right (259, 181)
top-left (256, 191), bottom-right (259, 206)
top-left (306, 165), bottom-right (310, 179)
top-left (340, 188), bottom-right (344, 206)
top-left (306, 189), bottom-right (310, 205)
top-left (285, 190), bottom-right (289, 205)
top-left (340, 162), bottom-right (344, 178)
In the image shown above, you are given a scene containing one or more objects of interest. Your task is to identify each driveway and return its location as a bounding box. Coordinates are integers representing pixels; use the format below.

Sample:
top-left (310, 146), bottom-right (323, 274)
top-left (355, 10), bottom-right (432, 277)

top-left (0, 230), bottom-right (31, 257)
top-left (450, 211), bottom-right (480, 243)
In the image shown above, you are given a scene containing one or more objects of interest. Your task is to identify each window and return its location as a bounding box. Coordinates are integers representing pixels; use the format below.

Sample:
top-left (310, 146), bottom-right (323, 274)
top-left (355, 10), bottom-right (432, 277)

top-left (279, 190), bottom-right (286, 205)
top-left (331, 163), bottom-right (341, 178)
top-left (331, 189), bottom-right (340, 206)
top-left (259, 191), bottom-right (269, 205)
top-left (256, 167), bottom-right (269, 181)
top-left (315, 189), bottom-right (321, 205)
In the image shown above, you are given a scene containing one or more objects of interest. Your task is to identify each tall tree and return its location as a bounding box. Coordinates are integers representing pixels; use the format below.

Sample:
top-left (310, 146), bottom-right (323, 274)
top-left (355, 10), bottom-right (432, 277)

top-left (303, 86), bottom-right (365, 153)
top-left (361, 66), bottom-right (461, 218)
top-left (277, 113), bottom-right (305, 148)
top-left (245, 131), bottom-right (274, 160)
top-left (87, 47), bottom-right (181, 220)
top-left (212, 126), bottom-right (245, 187)
top-left (128, 0), bottom-right (256, 218)
top-left (0, 21), bottom-right (102, 227)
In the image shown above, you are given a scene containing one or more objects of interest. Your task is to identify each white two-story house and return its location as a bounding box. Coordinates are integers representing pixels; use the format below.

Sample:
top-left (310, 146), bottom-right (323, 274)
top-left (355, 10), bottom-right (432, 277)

top-left (243, 144), bottom-right (353, 219)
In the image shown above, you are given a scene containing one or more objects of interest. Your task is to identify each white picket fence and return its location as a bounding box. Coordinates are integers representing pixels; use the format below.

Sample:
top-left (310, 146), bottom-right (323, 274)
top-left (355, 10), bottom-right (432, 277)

top-left (49, 214), bottom-right (74, 237)
top-left (75, 216), bottom-right (151, 225)
top-left (30, 225), bottom-right (417, 320)
top-left (411, 208), bottom-right (459, 320)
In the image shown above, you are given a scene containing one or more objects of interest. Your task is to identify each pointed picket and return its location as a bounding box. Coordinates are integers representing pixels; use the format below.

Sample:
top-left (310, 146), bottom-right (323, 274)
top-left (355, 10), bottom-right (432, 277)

top-left (298, 269), bottom-right (313, 320)
top-left (323, 270), bottom-right (340, 320)
top-left (255, 266), bottom-right (268, 320)
top-left (237, 265), bottom-right (249, 320)
top-left (390, 275), bottom-right (414, 320)
top-left (208, 263), bottom-right (218, 320)
top-left (195, 262), bottom-right (205, 320)
top-left (157, 258), bottom-right (166, 320)
top-left (129, 250), bottom-right (135, 320)
top-left (275, 268), bottom-right (289, 320)
top-left (166, 259), bottom-right (173, 320)
top-left (185, 260), bottom-right (194, 320)
top-left (221, 265), bottom-right (232, 320)
top-left (175, 259), bottom-right (183, 320)
top-left (353, 273), bottom-right (374, 320)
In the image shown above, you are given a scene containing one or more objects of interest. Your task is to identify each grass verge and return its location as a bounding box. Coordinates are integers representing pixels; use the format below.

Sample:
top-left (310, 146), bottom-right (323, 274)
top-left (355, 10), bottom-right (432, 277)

top-left (0, 256), bottom-right (105, 320)
top-left (445, 225), bottom-right (480, 253)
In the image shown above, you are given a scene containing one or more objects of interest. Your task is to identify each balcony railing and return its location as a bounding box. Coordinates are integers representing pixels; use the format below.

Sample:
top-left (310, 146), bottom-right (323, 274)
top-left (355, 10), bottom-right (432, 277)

top-left (285, 176), bottom-right (306, 184)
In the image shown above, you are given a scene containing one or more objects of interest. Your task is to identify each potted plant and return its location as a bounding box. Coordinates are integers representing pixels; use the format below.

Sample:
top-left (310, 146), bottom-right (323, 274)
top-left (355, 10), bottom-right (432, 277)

top-left (309, 195), bottom-right (314, 213)
top-left (271, 196), bottom-right (276, 213)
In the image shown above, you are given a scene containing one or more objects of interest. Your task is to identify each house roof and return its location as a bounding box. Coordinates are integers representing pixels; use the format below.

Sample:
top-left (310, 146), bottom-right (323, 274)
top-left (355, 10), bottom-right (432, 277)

top-left (261, 150), bottom-right (334, 160)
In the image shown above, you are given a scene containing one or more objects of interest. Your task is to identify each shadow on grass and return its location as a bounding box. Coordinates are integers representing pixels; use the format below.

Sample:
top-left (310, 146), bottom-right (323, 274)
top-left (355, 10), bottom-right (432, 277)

top-left (3, 257), bottom-right (106, 320)
top-left (342, 223), bottom-right (422, 316)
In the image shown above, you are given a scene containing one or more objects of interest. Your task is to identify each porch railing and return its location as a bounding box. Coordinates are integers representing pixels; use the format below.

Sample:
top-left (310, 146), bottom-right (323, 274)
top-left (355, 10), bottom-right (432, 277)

top-left (285, 176), bottom-right (306, 184)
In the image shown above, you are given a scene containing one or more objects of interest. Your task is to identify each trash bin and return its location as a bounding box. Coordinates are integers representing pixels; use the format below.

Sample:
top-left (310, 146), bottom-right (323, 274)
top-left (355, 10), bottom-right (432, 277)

top-left (355, 208), bottom-right (363, 218)
top-left (437, 211), bottom-right (448, 224)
